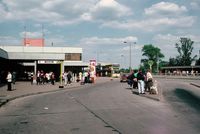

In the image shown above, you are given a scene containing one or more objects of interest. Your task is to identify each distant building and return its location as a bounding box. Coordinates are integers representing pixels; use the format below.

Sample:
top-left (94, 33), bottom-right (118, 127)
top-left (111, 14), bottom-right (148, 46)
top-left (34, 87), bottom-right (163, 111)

top-left (96, 62), bottom-right (120, 77)
top-left (160, 66), bottom-right (200, 75)
top-left (0, 45), bottom-right (88, 81)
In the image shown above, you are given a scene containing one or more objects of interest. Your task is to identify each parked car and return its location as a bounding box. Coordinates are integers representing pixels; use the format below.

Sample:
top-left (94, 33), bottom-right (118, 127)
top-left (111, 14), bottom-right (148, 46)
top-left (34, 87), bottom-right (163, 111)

top-left (120, 73), bottom-right (129, 82)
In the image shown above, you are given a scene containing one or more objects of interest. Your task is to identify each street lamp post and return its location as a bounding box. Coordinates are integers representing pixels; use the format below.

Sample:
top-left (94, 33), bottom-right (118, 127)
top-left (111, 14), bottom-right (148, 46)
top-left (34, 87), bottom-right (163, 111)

top-left (120, 54), bottom-right (125, 69)
top-left (123, 41), bottom-right (136, 71)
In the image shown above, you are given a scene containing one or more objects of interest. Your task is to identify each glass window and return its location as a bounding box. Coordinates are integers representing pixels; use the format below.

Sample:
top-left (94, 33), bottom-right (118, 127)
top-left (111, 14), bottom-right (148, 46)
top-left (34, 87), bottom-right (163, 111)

top-left (65, 53), bottom-right (82, 61)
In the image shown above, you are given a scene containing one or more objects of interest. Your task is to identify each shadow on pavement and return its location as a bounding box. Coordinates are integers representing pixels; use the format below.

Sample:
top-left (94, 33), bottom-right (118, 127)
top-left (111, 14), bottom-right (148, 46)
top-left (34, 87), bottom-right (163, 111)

top-left (174, 88), bottom-right (200, 112)
top-left (0, 83), bottom-right (6, 88)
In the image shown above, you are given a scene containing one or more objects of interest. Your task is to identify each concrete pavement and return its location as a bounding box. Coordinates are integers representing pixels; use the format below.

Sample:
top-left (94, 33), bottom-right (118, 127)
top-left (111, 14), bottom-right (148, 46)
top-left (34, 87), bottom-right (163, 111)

top-left (154, 75), bottom-right (200, 100)
top-left (1, 76), bottom-right (200, 108)
top-left (0, 77), bottom-right (112, 107)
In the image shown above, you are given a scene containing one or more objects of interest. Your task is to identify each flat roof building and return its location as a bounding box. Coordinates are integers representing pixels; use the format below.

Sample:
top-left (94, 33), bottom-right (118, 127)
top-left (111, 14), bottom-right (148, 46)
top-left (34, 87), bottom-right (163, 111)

top-left (0, 45), bottom-right (88, 81)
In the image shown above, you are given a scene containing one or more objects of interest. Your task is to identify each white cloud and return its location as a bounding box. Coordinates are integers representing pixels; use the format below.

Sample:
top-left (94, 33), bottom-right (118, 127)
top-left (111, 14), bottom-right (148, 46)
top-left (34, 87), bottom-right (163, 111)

top-left (154, 34), bottom-right (200, 44)
top-left (80, 36), bottom-right (138, 45)
top-left (81, 13), bottom-right (92, 21)
top-left (0, 0), bottom-right (131, 25)
top-left (19, 31), bottom-right (43, 38)
top-left (190, 2), bottom-right (200, 10)
top-left (0, 0), bottom-right (92, 24)
top-left (89, 0), bottom-right (132, 20)
top-left (79, 36), bottom-right (141, 67)
top-left (101, 16), bottom-right (195, 31)
top-left (0, 36), bottom-right (21, 45)
top-left (0, 4), bottom-right (7, 21)
top-left (145, 2), bottom-right (187, 16)
top-left (109, 2), bottom-right (191, 32)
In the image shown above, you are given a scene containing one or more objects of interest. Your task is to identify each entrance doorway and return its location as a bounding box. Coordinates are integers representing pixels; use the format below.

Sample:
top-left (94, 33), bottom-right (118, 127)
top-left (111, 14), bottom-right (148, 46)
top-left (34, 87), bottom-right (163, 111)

top-left (37, 64), bottom-right (60, 81)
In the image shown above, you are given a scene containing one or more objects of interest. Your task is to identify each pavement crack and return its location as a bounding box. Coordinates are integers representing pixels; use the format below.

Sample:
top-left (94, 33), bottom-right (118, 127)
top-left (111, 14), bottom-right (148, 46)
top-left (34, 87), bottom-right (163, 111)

top-left (67, 93), bottom-right (122, 134)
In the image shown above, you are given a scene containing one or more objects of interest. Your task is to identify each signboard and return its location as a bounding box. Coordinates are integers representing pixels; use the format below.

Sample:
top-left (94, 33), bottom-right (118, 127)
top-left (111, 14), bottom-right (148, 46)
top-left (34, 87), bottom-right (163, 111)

top-left (38, 60), bottom-right (61, 64)
top-left (89, 60), bottom-right (96, 83)
top-left (24, 38), bottom-right (44, 47)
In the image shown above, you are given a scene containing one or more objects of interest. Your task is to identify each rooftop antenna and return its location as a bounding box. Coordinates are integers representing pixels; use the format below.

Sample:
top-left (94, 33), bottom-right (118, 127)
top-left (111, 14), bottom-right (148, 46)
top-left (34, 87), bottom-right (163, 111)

top-left (24, 26), bottom-right (27, 46)
top-left (42, 24), bottom-right (45, 46)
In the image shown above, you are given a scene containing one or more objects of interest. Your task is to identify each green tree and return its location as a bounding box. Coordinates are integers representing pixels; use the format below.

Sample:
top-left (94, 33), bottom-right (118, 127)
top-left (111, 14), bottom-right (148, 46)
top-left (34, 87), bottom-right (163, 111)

top-left (195, 58), bottom-right (200, 65)
top-left (141, 44), bottom-right (164, 72)
top-left (168, 57), bottom-right (180, 66)
top-left (175, 38), bottom-right (197, 66)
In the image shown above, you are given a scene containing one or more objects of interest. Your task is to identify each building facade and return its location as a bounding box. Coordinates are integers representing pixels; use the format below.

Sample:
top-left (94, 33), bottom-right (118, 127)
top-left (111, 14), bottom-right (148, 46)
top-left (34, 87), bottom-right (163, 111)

top-left (0, 45), bottom-right (88, 82)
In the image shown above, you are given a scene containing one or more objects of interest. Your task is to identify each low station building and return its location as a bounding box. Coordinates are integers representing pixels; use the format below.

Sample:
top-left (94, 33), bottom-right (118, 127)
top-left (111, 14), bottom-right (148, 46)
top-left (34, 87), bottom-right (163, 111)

top-left (0, 45), bottom-right (88, 82)
top-left (0, 38), bottom-right (120, 82)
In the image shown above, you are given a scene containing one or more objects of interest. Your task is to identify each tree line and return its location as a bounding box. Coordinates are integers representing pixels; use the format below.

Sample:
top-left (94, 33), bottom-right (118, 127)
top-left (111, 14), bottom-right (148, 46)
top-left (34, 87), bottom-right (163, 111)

top-left (140, 38), bottom-right (199, 73)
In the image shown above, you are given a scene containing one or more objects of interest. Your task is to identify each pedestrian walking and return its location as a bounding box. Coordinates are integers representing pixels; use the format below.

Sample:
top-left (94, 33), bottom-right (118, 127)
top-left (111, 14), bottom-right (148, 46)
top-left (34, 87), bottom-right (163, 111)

top-left (137, 70), bottom-right (145, 94)
top-left (6, 71), bottom-right (12, 91)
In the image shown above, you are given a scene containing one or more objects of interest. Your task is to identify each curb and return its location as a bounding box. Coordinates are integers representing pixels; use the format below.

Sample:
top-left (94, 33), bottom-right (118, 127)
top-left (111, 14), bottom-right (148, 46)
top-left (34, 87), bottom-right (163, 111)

top-left (0, 84), bottom-right (83, 108)
top-left (0, 99), bottom-right (9, 107)
top-left (190, 83), bottom-right (200, 88)
top-left (0, 80), bottom-right (111, 108)
top-left (154, 76), bottom-right (200, 80)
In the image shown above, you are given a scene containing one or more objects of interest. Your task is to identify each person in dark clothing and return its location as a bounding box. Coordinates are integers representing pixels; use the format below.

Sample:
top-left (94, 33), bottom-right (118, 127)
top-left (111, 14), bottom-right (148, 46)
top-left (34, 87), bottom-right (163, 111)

top-left (12, 71), bottom-right (16, 85)
top-left (133, 70), bottom-right (138, 89)
top-left (12, 71), bottom-right (16, 90)
top-left (127, 71), bottom-right (134, 88)
top-left (36, 71), bottom-right (40, 85)
top-left (30, 72), bottom-right (34, 85)
top-left (67, 71), bottom-right (72, 84)
top-left (51, 72), bottom-right (55, 85)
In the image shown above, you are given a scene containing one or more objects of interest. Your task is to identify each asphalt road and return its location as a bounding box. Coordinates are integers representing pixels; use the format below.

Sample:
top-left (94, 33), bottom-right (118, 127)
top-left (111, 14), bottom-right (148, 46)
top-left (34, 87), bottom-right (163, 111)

top-left (0, 79), bottom-right (199, 134)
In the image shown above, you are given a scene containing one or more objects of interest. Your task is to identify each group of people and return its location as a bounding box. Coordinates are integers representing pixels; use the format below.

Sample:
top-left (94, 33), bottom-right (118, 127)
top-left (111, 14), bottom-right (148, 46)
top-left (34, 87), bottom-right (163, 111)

top-left (62, 71), bottom-right (73, 86)
top-left (77, 70), bottom-right (96, 84)
top-left (127, 69), bottom-right (153, 94)
top-left (31, 70), bottom-right (56, 85)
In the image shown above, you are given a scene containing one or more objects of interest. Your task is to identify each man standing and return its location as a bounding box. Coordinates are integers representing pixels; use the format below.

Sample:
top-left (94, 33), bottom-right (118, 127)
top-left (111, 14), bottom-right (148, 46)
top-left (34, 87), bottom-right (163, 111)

top-left (137, 70), bottom-right (145, 94)
top-left (6, 71), bottom-right (12, 91)
top-left (127, 70), bottom-right (134, 88)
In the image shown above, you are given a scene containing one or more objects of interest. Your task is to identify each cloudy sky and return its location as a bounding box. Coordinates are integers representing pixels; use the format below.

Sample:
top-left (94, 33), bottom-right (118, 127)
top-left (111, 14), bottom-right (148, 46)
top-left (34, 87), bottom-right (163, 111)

top-left (0, 0), bottom-right (200, 68)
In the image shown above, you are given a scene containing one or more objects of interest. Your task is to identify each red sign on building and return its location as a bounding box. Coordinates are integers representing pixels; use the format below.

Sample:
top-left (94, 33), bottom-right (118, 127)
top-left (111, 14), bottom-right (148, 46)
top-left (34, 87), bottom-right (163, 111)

top-left (24, 38), bottom-right (44, 47)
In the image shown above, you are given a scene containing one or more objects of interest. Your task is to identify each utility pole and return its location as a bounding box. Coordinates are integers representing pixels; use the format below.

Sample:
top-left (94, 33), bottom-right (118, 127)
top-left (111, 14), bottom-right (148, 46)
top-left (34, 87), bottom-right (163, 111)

top-left (123, 41), bottom-right (136, 71)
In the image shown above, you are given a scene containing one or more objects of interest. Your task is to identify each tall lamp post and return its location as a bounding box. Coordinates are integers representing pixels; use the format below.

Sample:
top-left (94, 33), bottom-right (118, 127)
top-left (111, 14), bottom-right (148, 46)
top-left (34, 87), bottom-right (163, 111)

top-left (123, 41), bottom-right (136, 71)
top-left (120, 54), bottom-right (125, 69)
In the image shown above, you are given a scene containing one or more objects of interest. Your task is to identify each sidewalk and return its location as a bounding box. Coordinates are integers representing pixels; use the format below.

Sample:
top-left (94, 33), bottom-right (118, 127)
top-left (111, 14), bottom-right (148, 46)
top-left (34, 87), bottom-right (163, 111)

top-left (0, 77), bottom-right (112, 107)
top-left (1, 77), bottom-right (199, 108)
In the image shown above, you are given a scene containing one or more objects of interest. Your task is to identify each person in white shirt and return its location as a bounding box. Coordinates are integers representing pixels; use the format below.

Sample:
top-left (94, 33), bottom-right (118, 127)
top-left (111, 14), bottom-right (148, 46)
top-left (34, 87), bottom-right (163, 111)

top-left (146, 69), bottom-right (153, 91)
top-left (6, 71), bottom-right (12, 91)
top-left (63, 71), bottom-right (68, 86)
